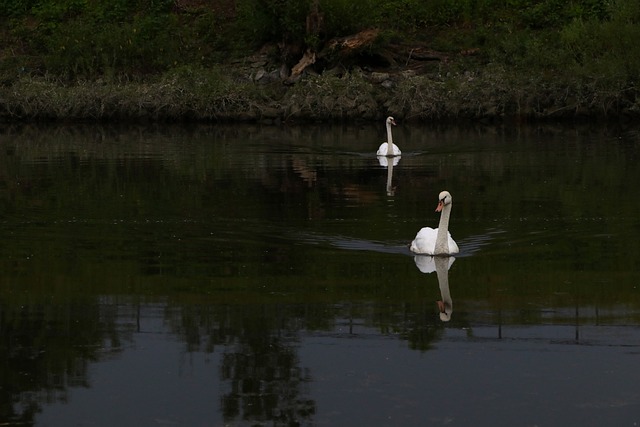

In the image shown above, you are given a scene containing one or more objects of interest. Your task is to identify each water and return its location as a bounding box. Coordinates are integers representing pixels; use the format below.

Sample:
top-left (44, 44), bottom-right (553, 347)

top-left (1, 122), bottom-right (639, 426)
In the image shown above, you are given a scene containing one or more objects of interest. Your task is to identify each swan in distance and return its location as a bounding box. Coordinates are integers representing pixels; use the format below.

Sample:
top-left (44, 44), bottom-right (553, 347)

top-left (376, 116), bottom-right (401, 157)
top-left (410, 190), bottom-right (459, 255)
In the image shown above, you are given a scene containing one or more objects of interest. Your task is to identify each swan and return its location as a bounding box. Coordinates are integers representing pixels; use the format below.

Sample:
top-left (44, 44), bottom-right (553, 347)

top-left (410, 190), bottom-right (459, 255)
top-left (376, 116), bottom-right (401, 157)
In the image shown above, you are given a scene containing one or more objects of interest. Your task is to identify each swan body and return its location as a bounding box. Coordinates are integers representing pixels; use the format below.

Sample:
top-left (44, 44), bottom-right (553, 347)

top-left (376, 116), bottom-right (401, 157)
top-left (411, 228), bottom-right (459, 255)
top-left (410, 190), bottom-right (459, 255)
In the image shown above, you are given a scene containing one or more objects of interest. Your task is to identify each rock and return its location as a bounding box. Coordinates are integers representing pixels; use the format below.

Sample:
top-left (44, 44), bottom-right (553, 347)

top-left (266, 69), bottom-right (280, 82)
top-left (381, 80), bottom-right (395, 89)
top-left (324, 65), bottom-right (346, 77)
top-left (254, 69), bottom-right (266, 82)
top-left (279, 63), bottom-right (290, 79)
top-left (369, 72), bottom-right (389, 83)
top-left (254, 68), bottom-right (281, 84)
top-left (400, 70), bottom-right (416, 78)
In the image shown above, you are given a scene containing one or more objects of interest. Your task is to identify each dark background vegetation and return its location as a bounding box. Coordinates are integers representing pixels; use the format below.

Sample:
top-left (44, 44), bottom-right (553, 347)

top-left (1, 0), bottom-right (639, 120)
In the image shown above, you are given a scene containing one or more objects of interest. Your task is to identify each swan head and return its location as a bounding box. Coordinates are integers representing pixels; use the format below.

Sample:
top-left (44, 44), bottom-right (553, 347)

top-left (435, 190), bottom-right (452, 212)
top-left (386, 116), bottom-right (396, 126)
top-left (437, 300), bottom-right (452, 322)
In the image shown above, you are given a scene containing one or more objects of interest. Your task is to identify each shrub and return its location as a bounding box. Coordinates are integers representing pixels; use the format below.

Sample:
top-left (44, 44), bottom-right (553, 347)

top-left (235, 0), bottom-right (311, 47)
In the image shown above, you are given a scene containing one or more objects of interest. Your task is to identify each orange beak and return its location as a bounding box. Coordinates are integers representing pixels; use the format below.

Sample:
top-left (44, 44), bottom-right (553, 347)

top-left (435, 200), bottom-right (443, 212)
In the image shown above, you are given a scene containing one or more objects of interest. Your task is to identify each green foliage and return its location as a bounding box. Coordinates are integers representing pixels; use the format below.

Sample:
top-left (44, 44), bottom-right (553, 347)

top-left (499, 0), bottom-right (609, 28)
top-left (85, 0), bottom-right (135, 23)
top-left (320, 0), bottom-right (378, 35)
top-left (3, 0), bottom-right (239, 79)
top-left (0, 0), bottom-right (638, 98)
top-left (560, 11), bottom-right (640, 81)
top-left (0, 0), bottom-right (36, 16)
top-left (472, 0), bottom-right (640, 88)
top-left (235, 0), bottom-right (311, 47)
top-left (319, 0), bottom-right (476, 35)
top-left (39, 12), bottom-right (182, 79)
top-left (30, 0), bottom-right (85, 21)
top-left (412, 0), bottom-right (474, 26)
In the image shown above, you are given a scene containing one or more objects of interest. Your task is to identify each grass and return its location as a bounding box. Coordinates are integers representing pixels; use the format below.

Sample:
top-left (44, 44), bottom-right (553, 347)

top-left (1, 0), bottom-right (639, 122)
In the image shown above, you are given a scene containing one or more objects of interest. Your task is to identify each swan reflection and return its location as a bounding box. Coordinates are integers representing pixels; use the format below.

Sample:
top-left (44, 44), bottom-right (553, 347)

top-left (414, 256), bottom-right (455, 322)
top-left (377, 155), bottom-right (400, 195)
top-left (377, 155), bottom-right (401, 168)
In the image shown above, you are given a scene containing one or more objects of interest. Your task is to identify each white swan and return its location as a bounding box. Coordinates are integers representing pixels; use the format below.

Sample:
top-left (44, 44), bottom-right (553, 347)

top-left (376, 116), bottom-right (401, 157)
top-left (410, 190), bottom-right (459, 255)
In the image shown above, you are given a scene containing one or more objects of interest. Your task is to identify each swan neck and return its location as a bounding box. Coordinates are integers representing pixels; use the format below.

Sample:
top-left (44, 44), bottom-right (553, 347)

top-left (435, 203), bottom-right (452, 254)
top-left (386, 123), bottom-right (393, 155)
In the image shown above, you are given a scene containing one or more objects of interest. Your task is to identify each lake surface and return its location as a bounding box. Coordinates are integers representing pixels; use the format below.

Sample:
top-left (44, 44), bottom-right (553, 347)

top-left (1, 121), bottom-right (639, 426)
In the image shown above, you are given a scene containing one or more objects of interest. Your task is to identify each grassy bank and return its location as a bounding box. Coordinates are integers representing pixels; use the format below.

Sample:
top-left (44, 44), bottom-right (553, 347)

top-left (1, 0), bottom-right (639, 122)
top-left (3, 64), bottom-right (638, 123)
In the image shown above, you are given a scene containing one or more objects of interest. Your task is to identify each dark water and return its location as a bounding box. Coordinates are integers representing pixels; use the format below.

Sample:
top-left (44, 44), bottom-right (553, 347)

top-left (1, 122), bottom-right (639, 426)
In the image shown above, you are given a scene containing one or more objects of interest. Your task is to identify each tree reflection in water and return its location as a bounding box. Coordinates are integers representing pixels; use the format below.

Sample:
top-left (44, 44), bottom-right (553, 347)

top-left (221, 340), bottom-right (314, 425)
top-left (0, 299), bottom-right (128, 426)
top-left (168, 302), bottom-right (316, 426)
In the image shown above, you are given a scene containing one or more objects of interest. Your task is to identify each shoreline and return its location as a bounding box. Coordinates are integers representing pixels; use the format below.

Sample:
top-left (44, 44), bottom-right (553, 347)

top-left (2, 64), bottom-right (639, 124)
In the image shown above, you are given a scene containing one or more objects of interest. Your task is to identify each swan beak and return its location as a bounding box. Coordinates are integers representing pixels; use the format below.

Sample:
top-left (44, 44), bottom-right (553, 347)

top-left (435, 200), bottom-right (444, 212)
top-left (391, 118), bottom-right (396, 126)
top-left (437, 300), bottom-right (445, 313)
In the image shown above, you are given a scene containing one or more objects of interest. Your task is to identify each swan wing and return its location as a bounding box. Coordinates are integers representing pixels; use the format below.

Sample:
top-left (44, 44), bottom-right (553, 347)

top-left (447, 234), bottom-right (460, 254)
top-left (410, 227), bottom-right (438, 254)
top-left (377, 143), bottom-right (401, 156)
